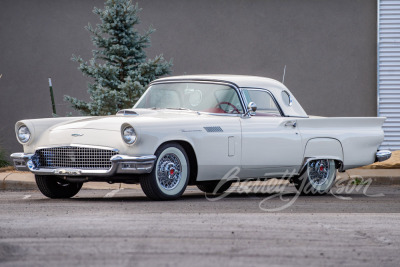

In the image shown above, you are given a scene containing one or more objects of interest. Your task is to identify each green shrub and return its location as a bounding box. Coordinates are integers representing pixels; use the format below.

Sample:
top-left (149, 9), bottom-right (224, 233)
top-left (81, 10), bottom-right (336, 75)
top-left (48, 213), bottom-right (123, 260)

top-left (65, 0), bottom-right (172, 115)
top-left (0, 147), bottom-right (10, 168)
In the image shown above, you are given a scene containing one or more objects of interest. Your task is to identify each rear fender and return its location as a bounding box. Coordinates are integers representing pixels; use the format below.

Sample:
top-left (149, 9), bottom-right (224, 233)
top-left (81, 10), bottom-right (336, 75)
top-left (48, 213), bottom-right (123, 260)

top-left (300, 138), bottom-right (344, 174)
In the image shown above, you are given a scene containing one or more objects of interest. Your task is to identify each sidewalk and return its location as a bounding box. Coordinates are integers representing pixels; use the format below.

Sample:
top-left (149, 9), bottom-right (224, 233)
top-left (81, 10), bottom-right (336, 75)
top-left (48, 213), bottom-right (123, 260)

top-left (0, 171), bottom-right (144, 191)
top-left (1, 169), bottom-right (400, 191)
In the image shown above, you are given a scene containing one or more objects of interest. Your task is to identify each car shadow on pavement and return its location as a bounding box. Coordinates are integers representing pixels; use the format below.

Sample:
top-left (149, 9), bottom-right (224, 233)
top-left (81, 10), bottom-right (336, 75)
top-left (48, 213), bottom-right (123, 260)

top-left (43, 191), bottom-right (364, 202)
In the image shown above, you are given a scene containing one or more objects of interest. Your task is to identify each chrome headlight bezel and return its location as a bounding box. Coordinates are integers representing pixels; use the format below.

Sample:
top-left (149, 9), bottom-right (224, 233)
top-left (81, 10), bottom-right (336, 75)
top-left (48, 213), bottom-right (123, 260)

top-left (121, 124), bottom-right (137, 145)
top-left (17, 125), bottom-right (31, 144)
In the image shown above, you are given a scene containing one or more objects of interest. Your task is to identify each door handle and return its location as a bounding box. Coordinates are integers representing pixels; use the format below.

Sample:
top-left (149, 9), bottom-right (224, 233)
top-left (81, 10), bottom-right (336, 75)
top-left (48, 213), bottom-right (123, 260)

top-left (284, 121), bottom-right (297, 128)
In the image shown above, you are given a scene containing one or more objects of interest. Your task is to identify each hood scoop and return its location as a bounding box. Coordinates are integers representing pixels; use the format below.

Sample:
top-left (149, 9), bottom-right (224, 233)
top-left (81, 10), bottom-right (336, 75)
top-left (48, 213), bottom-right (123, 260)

top-left (116, 109), bottom-right (138, 116)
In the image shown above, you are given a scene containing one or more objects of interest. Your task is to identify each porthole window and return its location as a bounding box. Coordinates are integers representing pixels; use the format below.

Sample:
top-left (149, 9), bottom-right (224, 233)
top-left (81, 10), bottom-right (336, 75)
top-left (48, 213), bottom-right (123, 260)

top-left (281, 91), bottom-right (293, 106)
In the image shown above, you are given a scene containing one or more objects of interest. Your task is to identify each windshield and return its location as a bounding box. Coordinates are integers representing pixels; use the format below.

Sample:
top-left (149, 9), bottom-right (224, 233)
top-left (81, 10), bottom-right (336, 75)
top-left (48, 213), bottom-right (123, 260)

top-left (134, 82), bottom-right (244, 114)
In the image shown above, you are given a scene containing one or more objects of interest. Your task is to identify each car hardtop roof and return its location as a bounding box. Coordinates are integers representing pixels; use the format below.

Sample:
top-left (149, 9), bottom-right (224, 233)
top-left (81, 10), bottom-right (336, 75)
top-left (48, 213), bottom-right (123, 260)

top-left (152, 74), bottom-right (289, 93)
top-left (152, 74), bottom-right (308, 117)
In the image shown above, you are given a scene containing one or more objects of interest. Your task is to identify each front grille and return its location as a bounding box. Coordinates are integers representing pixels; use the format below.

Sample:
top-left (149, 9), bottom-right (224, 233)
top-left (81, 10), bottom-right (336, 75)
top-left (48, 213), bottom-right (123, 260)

top-left (35, 146), bottom-right (118, 170)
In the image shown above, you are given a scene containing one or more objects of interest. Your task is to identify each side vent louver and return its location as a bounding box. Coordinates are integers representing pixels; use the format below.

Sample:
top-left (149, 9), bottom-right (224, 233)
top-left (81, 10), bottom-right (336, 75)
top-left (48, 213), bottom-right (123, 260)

top-left (204, 126), bottom-right (223, 133)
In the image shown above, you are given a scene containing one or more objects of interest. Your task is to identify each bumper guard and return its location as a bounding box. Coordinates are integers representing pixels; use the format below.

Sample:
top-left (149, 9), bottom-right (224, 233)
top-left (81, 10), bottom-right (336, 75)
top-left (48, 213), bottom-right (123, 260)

top-left (375, 150), bottom-right (392, 162)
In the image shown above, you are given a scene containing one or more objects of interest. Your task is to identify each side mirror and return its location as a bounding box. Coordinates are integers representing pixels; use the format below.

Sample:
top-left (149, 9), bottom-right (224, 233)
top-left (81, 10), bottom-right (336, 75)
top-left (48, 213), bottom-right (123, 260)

top-left (248, 102), bottom-right (257, 112)
top-left (245, 102), bottom-right (257, 116)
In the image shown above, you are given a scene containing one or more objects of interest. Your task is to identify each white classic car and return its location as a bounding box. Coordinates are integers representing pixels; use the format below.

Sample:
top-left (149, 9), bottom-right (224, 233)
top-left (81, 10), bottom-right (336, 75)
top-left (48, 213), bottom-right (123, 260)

top-left (12, 75), bottom-right (391, 200)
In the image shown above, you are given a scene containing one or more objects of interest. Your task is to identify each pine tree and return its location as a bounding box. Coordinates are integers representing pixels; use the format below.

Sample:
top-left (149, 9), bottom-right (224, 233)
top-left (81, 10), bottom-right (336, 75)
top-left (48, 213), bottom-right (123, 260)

top-left (65, 0), bottom-right (172, 115)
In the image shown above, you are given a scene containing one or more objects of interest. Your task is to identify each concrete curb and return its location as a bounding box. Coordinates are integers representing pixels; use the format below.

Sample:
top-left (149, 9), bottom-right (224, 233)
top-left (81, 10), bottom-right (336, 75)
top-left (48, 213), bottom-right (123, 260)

top-left (1, 170), bottom-right (400, 191)
top-left (0, 172), bottom-right (142, 191)
top-left (338, 169), bottom-right (400, 185)
top-left (0, 172), bottom-right (38, 191)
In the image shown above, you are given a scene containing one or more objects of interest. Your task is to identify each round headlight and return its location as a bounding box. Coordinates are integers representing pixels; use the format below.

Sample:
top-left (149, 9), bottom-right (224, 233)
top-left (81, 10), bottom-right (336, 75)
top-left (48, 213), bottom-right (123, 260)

top-left (18, 125), bottom-right (31, 143)
top-left (122, 126), bottom-right (137, 144)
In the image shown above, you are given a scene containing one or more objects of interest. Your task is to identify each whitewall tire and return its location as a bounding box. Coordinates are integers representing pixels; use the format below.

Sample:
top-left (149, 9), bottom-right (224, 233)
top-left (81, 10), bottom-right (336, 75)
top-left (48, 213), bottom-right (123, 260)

top-left (140, 143), bottom-right (189, 200)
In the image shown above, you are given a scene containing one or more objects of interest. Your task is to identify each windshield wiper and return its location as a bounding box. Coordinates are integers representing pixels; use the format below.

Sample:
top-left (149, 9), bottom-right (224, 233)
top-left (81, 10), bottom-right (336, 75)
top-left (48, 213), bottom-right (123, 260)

top-left (165, 107), bottom-right (194, 111)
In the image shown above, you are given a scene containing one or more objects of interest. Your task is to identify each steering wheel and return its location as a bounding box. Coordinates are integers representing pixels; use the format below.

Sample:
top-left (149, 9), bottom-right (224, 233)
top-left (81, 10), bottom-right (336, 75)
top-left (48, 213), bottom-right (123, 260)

top-left (215, 102), bottom-right (240, 114)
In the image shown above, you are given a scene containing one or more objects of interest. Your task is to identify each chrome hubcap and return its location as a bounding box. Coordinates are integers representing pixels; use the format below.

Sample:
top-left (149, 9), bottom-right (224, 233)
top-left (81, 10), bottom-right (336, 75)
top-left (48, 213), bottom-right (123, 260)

top-left (157, 153), bottom-right (182, 190)
top-left (308, 159), bottom-right (330, 186)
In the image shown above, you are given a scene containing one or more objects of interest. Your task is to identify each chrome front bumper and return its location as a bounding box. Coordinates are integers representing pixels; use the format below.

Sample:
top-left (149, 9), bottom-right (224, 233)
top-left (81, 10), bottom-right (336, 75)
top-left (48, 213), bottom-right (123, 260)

top-left (11, 153), bottom-right (156, 176)
top-left (375, 150), bottom-right (392, 162)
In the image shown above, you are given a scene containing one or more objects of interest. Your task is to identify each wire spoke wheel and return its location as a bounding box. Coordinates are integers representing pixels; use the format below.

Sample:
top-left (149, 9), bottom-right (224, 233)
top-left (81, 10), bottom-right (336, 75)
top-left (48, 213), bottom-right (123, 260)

top-left (294, 159), bottom-right (336, 195)
top-left (157, 153), bottom-right (182, 190)
top-left (307, 159), bottom-right (330, 187)
top-left (140, 143), bottom-right (190, 200)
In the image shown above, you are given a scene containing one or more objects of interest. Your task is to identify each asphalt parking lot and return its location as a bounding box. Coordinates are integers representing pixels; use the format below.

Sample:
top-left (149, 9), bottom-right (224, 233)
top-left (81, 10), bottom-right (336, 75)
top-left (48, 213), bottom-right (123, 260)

top-left (1, 184), bottom-right (400, 266)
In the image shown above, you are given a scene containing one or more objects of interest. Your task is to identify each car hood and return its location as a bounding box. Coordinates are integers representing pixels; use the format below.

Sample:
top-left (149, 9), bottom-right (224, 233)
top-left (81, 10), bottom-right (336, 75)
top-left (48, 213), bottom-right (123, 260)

top-left (50, 109), bottom-right (202, 132)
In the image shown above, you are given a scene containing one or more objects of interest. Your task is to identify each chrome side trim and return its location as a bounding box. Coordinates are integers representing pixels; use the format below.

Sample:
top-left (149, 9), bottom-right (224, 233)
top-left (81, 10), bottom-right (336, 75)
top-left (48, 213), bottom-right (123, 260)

top-left (375, 150), bottom-right (392, 162)
top-left (181, 129), bottom-right (202, 133)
